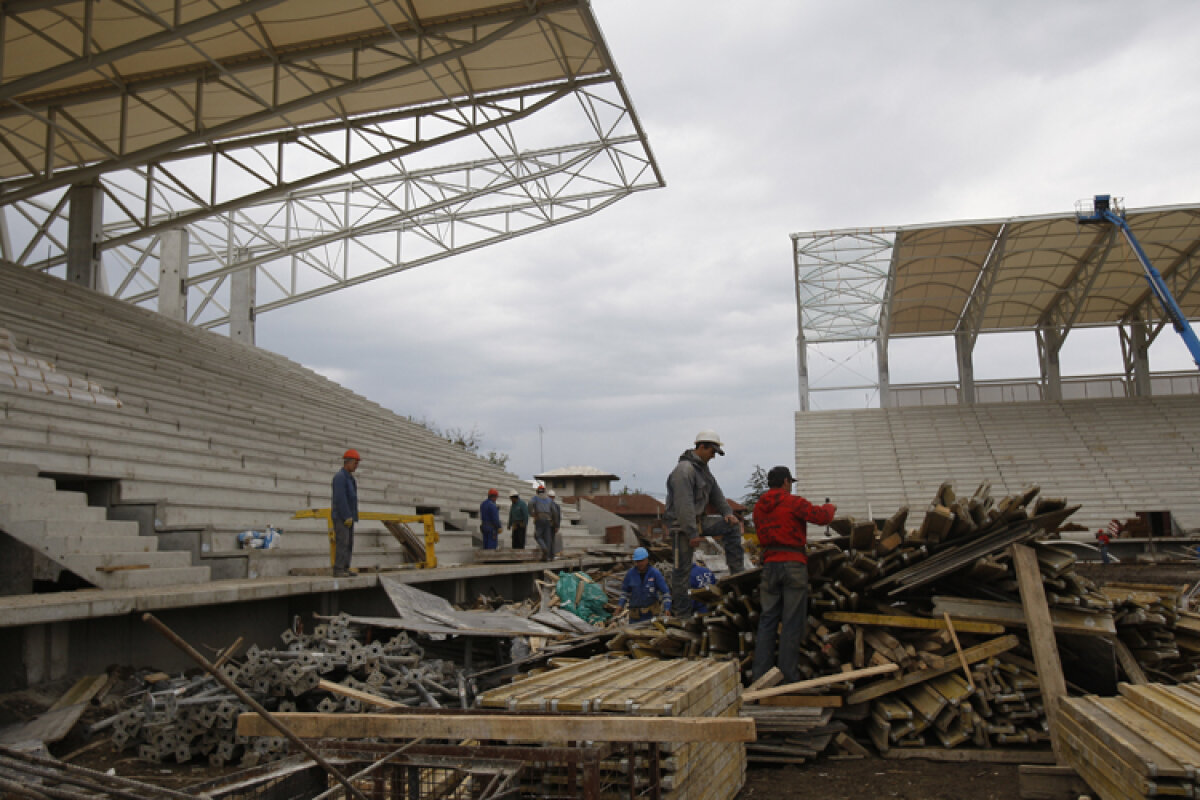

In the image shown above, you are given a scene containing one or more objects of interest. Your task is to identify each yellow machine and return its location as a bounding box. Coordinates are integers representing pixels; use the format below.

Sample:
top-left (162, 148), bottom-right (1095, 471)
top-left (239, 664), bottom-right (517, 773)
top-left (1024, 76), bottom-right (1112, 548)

top-left (293, 508), bottom-right (439, 569)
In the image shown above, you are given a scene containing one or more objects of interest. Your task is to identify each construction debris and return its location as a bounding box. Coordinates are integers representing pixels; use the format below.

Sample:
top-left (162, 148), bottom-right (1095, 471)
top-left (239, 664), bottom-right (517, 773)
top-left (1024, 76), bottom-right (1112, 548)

top-left (106, 614), bottom-right (465, 766)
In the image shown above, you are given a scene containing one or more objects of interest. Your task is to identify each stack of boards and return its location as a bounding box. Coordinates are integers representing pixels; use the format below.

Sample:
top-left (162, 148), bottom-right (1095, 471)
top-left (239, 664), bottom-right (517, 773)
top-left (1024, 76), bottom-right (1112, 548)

top-left (478, 656), bottom-right (745, 799)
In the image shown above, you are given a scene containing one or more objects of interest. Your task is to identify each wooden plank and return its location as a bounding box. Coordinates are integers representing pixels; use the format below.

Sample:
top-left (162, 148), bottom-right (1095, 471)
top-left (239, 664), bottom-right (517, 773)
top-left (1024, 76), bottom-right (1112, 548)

top-left (846, 635), bottom-right (1019, 704)
top-left (238, 712), bottom-right (757, 743)
top-left (48, 674), bottom-right (107, 711)
top-left (880, 747), bottom-right (1056, 764)
top-left (823, 611), bottom-right (1004, 635)
top-left (1112, 638), bottom-right (1149, 685)
top-left (1011, 543), bottom-right (1067, 761)
top-left (742, 663), bottom-right (900, 703)
top-left (758, 695), bottom-right (843, 708)
top-left (318, 679), bottom-right (405, 710)
top-left (746, 667), bottom-right (782, 693)
top-left (931, 595), bottom-right (1116, 636)
top-left (942, 612), bottom-right (975, 690)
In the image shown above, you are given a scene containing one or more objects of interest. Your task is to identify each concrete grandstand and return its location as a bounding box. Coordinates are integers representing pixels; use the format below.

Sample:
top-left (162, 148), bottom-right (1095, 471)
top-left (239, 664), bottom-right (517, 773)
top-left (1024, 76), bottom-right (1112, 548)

top-left (791, 202), bottom-right (1200, 535)
top-left (0, 1), bottom-right (660, 688)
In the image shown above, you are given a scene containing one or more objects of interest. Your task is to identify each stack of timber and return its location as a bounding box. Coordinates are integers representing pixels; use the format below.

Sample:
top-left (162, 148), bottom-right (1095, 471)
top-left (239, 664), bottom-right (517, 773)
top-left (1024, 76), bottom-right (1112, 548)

top-left (478, 656), bottom-right (745, 800)
top-left (1059, 683), bottom-right (1200, 799)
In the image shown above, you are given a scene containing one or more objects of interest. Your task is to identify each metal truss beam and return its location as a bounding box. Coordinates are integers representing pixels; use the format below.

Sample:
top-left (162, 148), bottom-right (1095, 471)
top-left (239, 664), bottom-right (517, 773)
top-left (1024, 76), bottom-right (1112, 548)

top-left (954, 223), bottom-right (1009, 353)
top-left (12, 79), bottom-right (606, 264)
top-left (0, 1), bottom-right (585, 205)
top-left (1035, 225), bottom-right (1117, 350)
top-left (0, 0), bottom-right (290, 103)
top-left (791, 229), bottom-right (894, 343)
top-left (1120, 234), bottom-right (1200, 347)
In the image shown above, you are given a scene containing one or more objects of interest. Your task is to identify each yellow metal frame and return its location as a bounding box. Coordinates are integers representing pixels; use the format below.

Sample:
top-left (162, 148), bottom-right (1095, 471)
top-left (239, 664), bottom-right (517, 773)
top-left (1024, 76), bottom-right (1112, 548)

top-left (293, 508), bottom-right (439, 569)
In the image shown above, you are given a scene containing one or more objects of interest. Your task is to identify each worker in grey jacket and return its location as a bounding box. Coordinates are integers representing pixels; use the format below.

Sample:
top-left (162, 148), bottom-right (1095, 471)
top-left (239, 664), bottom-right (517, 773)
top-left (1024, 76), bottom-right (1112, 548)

top-left (664, 430), bottom-right (737, 617)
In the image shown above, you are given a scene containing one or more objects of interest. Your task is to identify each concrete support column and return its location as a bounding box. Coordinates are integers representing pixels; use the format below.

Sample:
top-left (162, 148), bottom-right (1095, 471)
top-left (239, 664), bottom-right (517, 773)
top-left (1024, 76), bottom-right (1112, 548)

top-left (1037, 326), bottom-right (1063, 402)
top-left (1124, 319), bottom-right (1152, 397)
top-left (158, 228), bottom-right (189, 323)
top-left (877, 335), bottom-right (890, 409)
top-left (954, 331), bottom-right (975, 405)
top-left (67, 182), bottom-right (104, 290)
top-left (23, 622), bottom-right (69, 685)
top-left (229, 249), bottom-right (255, 345)
top-left (796, 334), bottom-right (810, 412)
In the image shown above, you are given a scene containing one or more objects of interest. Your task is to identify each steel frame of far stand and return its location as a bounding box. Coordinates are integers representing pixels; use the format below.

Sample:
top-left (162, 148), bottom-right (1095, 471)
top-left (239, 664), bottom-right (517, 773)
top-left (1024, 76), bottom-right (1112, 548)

top-left (320, 739), bottom-right (663, 800)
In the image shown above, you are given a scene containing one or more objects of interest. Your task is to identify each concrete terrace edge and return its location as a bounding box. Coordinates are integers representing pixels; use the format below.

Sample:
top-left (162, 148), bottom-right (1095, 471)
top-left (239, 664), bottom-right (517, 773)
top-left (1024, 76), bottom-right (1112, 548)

top-left (0, 555), bottom-right (618, 627)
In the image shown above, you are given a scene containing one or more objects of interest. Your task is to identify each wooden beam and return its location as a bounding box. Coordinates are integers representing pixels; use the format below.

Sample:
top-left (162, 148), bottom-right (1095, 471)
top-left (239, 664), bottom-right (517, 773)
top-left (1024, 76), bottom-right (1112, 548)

top-left (822, 611), bottom-right (1004, 635)
top-left (239, 712), bottom-right (757, 743)
top-left (1111, 639), bottom-right (1149, 685)
top-left (846, 635), bottom-right (1019, 704)
top-left (759, 695), bottom-right (843, 708)
top-left (1011, 543), bottom-right (1067, 761)
top-left (942, 612), bottom-right (975, 690)
top-left (318, 679), bottom-right (406, 710)
top-left (746, 667), bottom-right (783, 692)
top-left (931, 596), bottom-right (1116, 636)
top-left (742, 663), bottom-right (899, 703)
top-left (881, 747), bottom-right (1057, 764)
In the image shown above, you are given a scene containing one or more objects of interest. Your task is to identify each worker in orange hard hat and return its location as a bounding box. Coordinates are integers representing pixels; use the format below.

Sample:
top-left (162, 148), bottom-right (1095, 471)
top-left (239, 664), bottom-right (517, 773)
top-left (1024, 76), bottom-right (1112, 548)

top-left (331, 449), bottom-right (360, 577)
top-left (479, 489), bottom-right (502, 550)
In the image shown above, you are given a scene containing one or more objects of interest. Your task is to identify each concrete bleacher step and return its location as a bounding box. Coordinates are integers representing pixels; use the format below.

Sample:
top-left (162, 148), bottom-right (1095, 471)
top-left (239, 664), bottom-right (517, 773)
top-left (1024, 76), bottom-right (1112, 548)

top-left (0, 472), bottom-right (211, 589)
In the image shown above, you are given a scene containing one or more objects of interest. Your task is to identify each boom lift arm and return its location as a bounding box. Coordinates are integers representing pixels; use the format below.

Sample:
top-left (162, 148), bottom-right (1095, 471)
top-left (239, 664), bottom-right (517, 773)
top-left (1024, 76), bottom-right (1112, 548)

top-left (1076, 194), bottom-right (1200, 369)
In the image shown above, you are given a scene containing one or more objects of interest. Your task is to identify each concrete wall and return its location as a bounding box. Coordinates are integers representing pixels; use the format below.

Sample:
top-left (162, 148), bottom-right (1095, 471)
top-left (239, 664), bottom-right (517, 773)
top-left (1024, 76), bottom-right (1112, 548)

top-left (576, 499), bottom-right (638, 548)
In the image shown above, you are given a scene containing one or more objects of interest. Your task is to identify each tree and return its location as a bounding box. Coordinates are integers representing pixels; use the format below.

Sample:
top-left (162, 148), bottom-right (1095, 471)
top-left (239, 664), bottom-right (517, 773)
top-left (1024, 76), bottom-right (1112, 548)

top-left (407, 417), bottom-right (510, 469)
top-left (742, 465), bottom-right (769, 516)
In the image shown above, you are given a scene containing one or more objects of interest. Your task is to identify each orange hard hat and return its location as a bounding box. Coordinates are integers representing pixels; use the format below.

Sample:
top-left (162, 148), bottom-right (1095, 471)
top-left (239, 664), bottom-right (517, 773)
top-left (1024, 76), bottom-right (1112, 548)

top-left (343, 449), bottom-right (361, 461)
top-left (487, 488), bottom-right (499, 497)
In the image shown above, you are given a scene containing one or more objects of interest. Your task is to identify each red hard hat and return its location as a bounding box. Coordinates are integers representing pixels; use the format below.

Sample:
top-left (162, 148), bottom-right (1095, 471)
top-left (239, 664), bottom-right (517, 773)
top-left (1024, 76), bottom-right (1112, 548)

top-left (343, 449), bottom-right (361, 461)
top-left (488, 488), bottom-right (499, 496)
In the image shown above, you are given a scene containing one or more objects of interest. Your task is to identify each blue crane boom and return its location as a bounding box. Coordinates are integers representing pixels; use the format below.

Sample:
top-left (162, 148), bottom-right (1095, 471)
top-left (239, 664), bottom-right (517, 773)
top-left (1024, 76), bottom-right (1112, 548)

top-left (1076, 194), bottom-right (1200, 370)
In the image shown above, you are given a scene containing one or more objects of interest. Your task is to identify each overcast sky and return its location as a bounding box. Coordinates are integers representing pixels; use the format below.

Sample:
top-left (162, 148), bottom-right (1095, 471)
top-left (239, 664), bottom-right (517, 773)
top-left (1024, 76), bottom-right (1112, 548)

top-left (256, 1), bottom-right (1200, 500)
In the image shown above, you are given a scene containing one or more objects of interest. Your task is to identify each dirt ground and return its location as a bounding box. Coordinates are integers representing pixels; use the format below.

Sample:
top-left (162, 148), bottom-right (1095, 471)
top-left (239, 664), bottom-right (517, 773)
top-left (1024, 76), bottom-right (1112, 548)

top-left (740, 759), bottom-right (1023, 800)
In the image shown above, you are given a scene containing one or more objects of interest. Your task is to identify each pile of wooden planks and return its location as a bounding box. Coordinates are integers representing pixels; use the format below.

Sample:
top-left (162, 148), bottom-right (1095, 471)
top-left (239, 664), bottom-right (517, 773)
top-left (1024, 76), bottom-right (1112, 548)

top-left (1059, 683), bottom-right (1200, 799)
top-left (478, 656), bottom-right (746, 800)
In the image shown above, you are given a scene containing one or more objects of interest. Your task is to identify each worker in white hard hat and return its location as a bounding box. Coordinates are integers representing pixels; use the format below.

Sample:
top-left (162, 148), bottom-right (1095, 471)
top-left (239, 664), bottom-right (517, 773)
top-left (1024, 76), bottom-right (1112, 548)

top-left (663, 430), bottom-right (738, 618)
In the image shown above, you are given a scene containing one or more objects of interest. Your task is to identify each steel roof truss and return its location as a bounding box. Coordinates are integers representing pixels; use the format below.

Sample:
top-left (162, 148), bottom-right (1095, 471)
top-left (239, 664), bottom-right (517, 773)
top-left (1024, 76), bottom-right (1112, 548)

top-left (1035, 225), bottom-right (1117, 353)
top-left (954, 223), bottom-right (1008, 353)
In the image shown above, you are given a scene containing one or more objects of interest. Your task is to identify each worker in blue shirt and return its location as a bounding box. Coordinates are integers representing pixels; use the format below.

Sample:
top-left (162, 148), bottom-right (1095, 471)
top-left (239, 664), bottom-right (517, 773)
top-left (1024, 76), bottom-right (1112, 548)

top-left (618, 547), bottom-right (671, 622)
top-left (331, 448), bottom-right (360, 577)
top-left (479, 489), bottom-right (502, 550)
top-left (689, 553), bottom-right (717, 614)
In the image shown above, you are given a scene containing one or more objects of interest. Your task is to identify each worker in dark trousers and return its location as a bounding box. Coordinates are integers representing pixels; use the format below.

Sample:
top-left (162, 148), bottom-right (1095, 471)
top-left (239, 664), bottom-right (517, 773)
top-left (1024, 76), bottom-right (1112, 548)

top-left (479, 488), bottom-right (502, 550)
top-left (530, 485), bottom-right (556, 560)
top-left (751, 466), bottom-right (836, 684)
top-left (507, 490), bottom-right (530, 549)
top-left (664, 430), bottom-right (737, 618)
top-left (618, 547), bottom-right (672, 622)
top-left (331, 448), bottom-right (360, 577)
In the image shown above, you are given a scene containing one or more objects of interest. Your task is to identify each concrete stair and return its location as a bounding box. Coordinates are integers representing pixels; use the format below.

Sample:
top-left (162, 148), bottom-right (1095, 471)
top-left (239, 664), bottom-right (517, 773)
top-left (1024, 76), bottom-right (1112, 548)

top-left (0, 464), bottom-right (210, 589)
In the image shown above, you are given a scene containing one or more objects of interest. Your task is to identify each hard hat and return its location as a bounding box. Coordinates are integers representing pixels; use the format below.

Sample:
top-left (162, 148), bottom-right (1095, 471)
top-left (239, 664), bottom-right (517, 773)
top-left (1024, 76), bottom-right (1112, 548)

top-left (487, 488), bottom-right (499, 497)
top-left (548, 490), bottom-right (556, 498)
top-left (536, 485), bottom-right (546, 493)
top-left (632, 547), bottom-right (649, 561)
top-left (694, 552), bottom-right (706, 564)
top-left (509, 489), bottom-right (520, 497)
top-left (343, 449), bottom-right (361, 461)
top-left (693, 430), bottom-right (725, 455)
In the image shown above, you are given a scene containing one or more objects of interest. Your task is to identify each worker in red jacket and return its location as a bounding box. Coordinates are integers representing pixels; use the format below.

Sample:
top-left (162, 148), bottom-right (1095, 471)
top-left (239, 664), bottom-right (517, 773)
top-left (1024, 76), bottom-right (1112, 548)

top-left (751, 466), bottom-right (836, 685)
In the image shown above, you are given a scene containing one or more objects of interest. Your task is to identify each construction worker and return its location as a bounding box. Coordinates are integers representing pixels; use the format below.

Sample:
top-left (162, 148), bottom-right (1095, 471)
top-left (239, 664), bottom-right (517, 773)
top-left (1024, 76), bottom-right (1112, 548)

top-left (751, 465), bottom-right (836, 685)
top-left (689, 553), bottom-right (717, 614)
top-left (618, 547), bottom-right (671, 622)
top-left (507, 490), bottom-right (530, 549)
top-left (331, 449), bottom-right (360, 577)
top-left (530, 485), bottom-right (556, 560)
top-left (479, 489), bottom-right (502, 550)
top-left (664, 430), bottom-right (737, 618)
top-left (1097, 527), bottom-right (1113, 564)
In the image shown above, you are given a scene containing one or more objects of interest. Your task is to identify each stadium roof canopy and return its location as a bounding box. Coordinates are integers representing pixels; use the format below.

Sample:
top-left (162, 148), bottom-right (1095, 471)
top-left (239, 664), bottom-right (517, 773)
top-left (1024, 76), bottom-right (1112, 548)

top-left (792, 201), bottom-right (1200, 345)
top-left (0, 0), bottom-right (662, 328)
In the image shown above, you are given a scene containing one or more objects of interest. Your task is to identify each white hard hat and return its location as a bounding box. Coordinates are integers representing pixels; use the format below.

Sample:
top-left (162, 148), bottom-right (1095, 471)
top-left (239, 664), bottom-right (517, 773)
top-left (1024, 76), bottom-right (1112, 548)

top-left (548, 490), bottom-right (556, 497)
top-left (694, 430), bottom-right (725, 455)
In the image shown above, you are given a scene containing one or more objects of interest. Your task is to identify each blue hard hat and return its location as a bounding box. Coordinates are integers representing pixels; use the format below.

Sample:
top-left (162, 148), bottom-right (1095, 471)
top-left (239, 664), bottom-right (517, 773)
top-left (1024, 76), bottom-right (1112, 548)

top-left (633, 547), bottom-right (649, 561)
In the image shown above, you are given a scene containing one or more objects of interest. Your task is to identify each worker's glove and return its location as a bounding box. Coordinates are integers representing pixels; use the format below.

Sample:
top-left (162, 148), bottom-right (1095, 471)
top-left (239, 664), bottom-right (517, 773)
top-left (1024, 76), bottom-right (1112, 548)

top-left (343, 519), bottom-right (353, 526)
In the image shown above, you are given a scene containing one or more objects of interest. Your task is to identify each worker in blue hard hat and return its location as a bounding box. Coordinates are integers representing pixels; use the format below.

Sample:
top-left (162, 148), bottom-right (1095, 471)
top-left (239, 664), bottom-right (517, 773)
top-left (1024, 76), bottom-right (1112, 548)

top-left (617, 546), bottom-right (671, 622)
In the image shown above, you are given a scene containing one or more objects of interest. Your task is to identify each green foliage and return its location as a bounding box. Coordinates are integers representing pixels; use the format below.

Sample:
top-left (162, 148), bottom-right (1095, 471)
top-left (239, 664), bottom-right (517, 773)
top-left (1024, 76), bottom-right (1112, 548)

top-left (407, 416), bottom-right (510, 469)
top-left (742, 465), bottom-right (769, 514)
